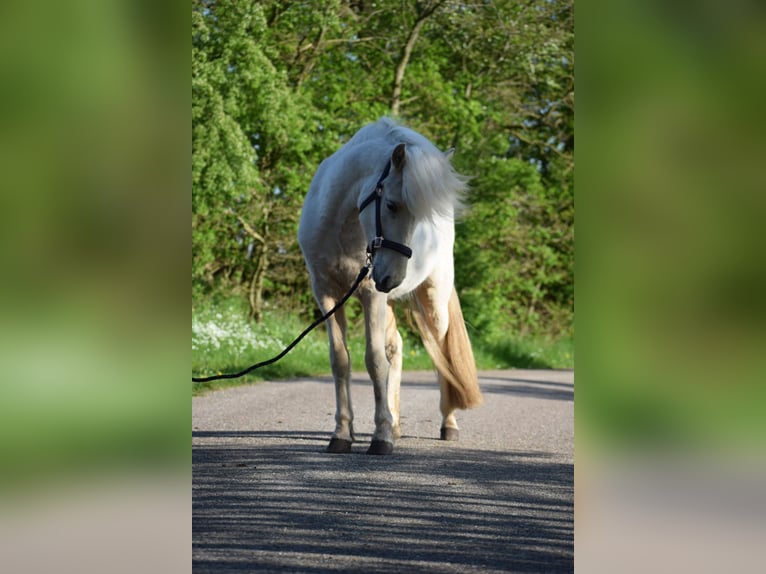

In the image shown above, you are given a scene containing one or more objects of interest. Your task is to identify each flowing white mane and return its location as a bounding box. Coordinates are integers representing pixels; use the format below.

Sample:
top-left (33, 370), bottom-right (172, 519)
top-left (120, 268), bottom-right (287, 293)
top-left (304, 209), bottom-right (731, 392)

top-left (348, 117), bottom-right (468, 221)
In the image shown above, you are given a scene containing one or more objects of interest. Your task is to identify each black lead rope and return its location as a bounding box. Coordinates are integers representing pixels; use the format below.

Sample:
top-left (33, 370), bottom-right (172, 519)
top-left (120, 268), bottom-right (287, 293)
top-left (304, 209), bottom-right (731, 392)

top-left (192, 265), bottom-right (369, 383)
top-left (192, 156), bottom-right (411, 384)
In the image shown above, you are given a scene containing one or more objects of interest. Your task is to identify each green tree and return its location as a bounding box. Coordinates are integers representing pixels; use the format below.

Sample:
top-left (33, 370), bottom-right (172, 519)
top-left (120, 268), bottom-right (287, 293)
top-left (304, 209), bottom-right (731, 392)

top-left (192, 0), bottom-right (574, 338)
top-left (192, 0), bottom-right (316, 320)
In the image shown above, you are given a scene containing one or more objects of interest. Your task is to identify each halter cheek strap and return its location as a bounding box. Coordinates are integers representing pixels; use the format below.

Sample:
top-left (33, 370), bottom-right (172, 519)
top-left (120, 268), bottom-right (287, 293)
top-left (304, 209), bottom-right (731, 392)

top-left (358, 160), bottom-right (413, 260)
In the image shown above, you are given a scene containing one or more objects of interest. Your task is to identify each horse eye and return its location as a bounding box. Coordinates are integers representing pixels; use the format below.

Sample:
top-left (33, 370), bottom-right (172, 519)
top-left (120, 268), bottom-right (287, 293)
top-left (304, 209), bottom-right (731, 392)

top-left (386, 201), bottom-right (398, 213)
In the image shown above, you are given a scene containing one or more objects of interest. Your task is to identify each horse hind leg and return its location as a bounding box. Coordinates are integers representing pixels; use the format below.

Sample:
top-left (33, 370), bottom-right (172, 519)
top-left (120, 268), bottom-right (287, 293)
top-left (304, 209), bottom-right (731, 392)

top-left (385, 302), bottom-right (402, 439)
top-left (321, 296), bottom-right (354, 453)
top-left (439, 375), bottom-right (459, 441)
top-left (412, 282), bottom-right (482, 442)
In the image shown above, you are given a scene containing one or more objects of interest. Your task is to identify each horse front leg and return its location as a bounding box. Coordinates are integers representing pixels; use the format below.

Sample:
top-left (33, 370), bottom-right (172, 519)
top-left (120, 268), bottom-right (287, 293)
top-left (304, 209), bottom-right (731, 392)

top-left (321, 298), bottom-right (354, 453)
top-left (385, 302), bottom-right (402, 439)
top-left (362, 292), bottom-right (395, 455)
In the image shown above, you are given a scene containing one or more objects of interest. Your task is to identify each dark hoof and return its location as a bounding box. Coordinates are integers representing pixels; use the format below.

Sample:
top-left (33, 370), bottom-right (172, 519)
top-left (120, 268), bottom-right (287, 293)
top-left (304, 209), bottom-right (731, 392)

top-left (366, 440), bottom-right (394, 455)
top-left (440, 427), bottom-right (459, 441)
top-left (327, 438), bottom-right (352, 454)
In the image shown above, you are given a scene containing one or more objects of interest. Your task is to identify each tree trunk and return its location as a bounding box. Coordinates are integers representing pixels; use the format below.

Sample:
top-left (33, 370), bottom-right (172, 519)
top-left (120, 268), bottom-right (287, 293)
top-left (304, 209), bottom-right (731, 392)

top-left (390, 18), bottom-right (426, 116)
top-left (390, 1), bottom-right (445, 115)
top-left (232, 209), bottom-right (269, 323)
top-left (249, 243), bottom-right (268, 323)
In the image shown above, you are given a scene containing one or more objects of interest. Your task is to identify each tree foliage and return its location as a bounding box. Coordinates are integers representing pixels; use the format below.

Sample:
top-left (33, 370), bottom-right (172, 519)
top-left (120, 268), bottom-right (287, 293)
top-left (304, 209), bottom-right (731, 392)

top-left (192, 0), bottom-right (574, 336)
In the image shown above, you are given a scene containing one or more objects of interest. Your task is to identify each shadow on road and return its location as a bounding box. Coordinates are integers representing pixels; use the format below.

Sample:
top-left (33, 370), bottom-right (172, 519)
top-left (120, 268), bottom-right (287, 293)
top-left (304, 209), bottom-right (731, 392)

top-left (193, 436), bottom-right (573, 572)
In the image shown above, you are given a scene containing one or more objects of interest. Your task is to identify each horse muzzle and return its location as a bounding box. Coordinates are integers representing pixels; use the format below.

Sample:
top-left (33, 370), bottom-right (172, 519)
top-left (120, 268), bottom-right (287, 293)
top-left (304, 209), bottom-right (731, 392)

top-left (371, 267), bottom-right (403, 293)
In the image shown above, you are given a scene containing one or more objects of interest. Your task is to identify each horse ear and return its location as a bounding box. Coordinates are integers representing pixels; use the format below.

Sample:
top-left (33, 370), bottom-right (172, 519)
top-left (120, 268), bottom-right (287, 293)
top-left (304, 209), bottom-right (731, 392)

top-left (392, 143), bottom-right (406, 170)
top-left (444, 147), bottom-right (455, 160)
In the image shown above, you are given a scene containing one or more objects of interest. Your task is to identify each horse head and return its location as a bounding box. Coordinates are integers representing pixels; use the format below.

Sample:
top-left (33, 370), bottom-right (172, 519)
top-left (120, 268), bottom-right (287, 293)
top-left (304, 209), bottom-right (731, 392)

top-left (359, 143), bottom-right (416, 293)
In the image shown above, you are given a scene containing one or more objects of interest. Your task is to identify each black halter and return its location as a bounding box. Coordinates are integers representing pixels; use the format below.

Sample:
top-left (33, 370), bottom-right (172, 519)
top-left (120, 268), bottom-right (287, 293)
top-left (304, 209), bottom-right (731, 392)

top-left (358, 160), bottom-right (413, 261)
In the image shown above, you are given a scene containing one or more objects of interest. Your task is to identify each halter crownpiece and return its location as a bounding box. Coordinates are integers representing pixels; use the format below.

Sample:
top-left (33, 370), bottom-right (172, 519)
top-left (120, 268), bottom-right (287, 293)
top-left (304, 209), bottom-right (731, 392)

top-left (358, 159), bottom-right (413, 261)
top-left (359, 159), bottom-right (391, 211)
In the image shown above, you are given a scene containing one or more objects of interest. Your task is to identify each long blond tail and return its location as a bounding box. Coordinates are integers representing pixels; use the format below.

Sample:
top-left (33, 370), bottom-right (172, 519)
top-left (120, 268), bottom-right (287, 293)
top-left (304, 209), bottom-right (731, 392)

top-left (411, 286), bottom-right (483, 410)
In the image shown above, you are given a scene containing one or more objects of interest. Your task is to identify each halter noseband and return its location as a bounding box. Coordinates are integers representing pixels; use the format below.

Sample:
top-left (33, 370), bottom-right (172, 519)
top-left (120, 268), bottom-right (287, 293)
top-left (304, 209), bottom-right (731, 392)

top-left (358, 160), bottom-right (413, 261)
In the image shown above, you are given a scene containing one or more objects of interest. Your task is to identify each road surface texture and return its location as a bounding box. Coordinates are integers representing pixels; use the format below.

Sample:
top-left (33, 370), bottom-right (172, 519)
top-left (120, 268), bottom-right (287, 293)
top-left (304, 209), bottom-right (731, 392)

top-left (193, 370), bottom-right (573, 573)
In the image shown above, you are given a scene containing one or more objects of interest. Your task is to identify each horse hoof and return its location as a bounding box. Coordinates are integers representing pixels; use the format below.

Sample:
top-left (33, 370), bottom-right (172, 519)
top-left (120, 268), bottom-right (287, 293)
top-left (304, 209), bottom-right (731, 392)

top-left (367, 440), bottom-right (394, 455)
top-left (440, 427), bottom-right (459, 441)
top-left (327, 438), bottom-right (352, 454)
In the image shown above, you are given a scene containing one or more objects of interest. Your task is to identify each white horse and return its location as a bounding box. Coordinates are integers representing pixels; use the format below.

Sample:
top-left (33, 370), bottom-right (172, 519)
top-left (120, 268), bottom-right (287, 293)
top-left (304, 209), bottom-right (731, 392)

top-left (298, 117), bottom-right (483, 455)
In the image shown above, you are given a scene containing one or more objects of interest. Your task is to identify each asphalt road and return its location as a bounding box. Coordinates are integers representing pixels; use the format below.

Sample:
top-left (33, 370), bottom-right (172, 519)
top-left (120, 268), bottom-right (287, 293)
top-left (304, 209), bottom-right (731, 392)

top-left (193, 370), bottom-right (574, 573)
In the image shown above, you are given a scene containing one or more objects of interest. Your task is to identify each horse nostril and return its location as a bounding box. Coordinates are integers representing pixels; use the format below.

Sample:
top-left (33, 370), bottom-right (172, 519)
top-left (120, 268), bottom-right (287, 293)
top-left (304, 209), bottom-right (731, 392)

top-left (376, 275), bottom-right (392, 293)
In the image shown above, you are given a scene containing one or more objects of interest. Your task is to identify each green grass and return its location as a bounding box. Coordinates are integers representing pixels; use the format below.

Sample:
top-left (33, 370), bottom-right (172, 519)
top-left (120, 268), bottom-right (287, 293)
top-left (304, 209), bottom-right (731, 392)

top-left (192, 297), bottom-right (573, 395)
top-left (472, 332), bottom-right (574, 371)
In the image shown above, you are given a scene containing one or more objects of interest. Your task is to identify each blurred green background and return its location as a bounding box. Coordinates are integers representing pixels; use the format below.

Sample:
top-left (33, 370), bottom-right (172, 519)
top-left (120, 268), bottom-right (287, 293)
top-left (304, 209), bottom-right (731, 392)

top-left (577, 3), bottom-right (766, 570)
top-left (577, 0), bottom-right (766, 452)
top-left (0, 0), bottom-right (188, 491)
top-left (0, 0), bottom-right (189, 572)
